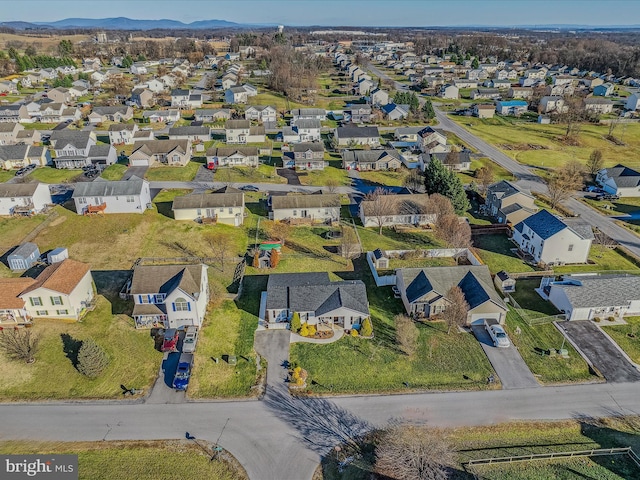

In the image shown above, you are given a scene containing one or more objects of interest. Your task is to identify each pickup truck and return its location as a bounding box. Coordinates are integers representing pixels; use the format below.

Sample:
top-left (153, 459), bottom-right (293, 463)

top-left (484, 319), bottom-right (510, 348)
top-left (172, 353), bottom-right (194, 391)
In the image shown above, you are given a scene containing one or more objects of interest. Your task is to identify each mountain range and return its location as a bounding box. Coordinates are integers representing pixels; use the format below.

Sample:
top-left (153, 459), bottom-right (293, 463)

top-left (0, 17), bottom-right (248, 30)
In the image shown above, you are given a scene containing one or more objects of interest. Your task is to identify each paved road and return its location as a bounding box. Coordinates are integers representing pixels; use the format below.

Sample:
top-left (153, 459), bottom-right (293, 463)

top-left (4, 382), bottom-right (640, 479)
top-left (561, 321), bottom-right (640, 383)
top-left (472, 325), bottom-right (540, 389)
top-left (254, 330), bottom-right (291, 389)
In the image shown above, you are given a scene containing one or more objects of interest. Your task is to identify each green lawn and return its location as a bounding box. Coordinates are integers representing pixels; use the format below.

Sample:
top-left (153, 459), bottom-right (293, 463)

top-left (554, 247), bottom-right (640, 274)
top-left (357, 226), bottom-right (444, 252)
top-left (0, 169), bottom-right (16, 182)
top-left (359, 169), bottom-right (409, 187)
top-left (0, 214), bottom-right (46, 250)
top-left (457, 157), bottom-right (515, 186)
top-left (145, 160), bottom-right (202, 182)
top-left (20, 122), bottom-right (59, 130)
top-left (602, 316), bottom-right (640, 364)
top-left (28, 167), bottom-right (83, 183)
top-left (100, 163), bottom-right (128, 181)
top-left (0, 441), bottom-right (247, 480)
top-left (298, 166), bottom-right (350, 187)
top-left (584, 196), bottom-right (640, 217)
top-left (450, 115), bottom-right (640, 171)
top-left (509, 279), bottom-right (560, 317)
top-left (472, 234), bottom-right (534, 274)
top-left (214, 165), bottom-right (286, 184)
top-left (0, 296), bottom-right (162, 400)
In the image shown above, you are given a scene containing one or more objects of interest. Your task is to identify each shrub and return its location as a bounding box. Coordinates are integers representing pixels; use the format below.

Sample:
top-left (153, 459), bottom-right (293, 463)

top-left (351, 329), bottom-right (359, 337)
top-left (290, 312), bottom-right (301, 333)
top-left (307, 324), bottom-right (316, 337)
top-left (0, 328), bottom-right (39, 363)
top-left (299, 323), bottom-right (310, 337)
top-left (291, 366), bottom-right (308, 387)
top-left (76, 338), bottom-right (110, 378)
top-left (594, 317), bottom-right (602, 323)
top-left (360, 317), bottom-right (373, 337)
top-left (608, 316), bottom-right (616, 322)
top-left (270, 249), bottom-right (280, 268)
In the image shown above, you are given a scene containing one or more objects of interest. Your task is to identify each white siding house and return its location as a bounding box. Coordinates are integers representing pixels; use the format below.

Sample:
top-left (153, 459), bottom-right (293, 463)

top-left (71, 177), bottom-right (152, 215)
top-left (0, 183), bottom-right (52, 216)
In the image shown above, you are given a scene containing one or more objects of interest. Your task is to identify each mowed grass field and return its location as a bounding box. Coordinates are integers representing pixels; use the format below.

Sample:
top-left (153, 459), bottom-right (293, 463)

top-left (0, 33), bottom-right (90, 52)
top-left (451, 115), bottom-right (640, 170)
top-left (0, 440), bottom-right (247, 480)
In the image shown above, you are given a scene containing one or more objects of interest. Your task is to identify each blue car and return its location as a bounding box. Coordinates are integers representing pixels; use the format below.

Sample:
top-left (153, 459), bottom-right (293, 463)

top-left (172, 353), bottom-right (193, 391)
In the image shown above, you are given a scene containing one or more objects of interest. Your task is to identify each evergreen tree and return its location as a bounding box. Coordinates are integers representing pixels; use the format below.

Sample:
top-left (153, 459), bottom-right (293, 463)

top-left (122, 55), bottom-right (133, 68)
top-left (76, 338), bottom-right (109, 378)
top-left (471, 58), bottom-right (479, 69)
top-left (422, 98), bottom-right (435, 120)
top-left (360, 317), bottom-right (373, 337)
top-left (290, 312), bottom-right (301, 333)
top-left (424, 158), bottom-right (470, 214)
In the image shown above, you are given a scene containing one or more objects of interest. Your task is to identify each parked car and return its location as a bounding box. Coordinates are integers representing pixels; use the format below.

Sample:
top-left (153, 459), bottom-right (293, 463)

top-left (15, 164), bottom-right (36, 177)
top-left (584, 185), bottom-right (605, 194)
top-left (172, 353), bottom-right (193, 391)
top-left (239, 185), bottom-right (259, 192)
top-left (161, 328), bottom-right (179, 352)
top-left (595, 193), bottom-right (620, 201)
top-left (182, 326), bottom-right (198, 353)
top-left (485, 319), bottom-right (510, 348)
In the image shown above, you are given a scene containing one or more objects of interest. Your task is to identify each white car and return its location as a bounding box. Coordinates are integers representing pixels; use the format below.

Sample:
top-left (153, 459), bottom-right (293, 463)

top-left (487, 324), bottom-right (510, 348)
top-left (182, 326), bottom-right (198, 353)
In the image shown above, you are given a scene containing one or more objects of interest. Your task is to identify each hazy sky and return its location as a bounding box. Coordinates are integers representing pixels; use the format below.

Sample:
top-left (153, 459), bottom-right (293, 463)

top-left (3, 0), bottom-right (640, 26)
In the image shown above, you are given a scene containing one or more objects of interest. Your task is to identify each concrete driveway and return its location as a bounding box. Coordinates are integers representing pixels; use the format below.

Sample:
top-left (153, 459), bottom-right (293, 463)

top-left (560, 321), bottom-right (640, 383)
top-left (471, 325), bottom-right (540, 389)
top-left (145, 352), bottom-right (187, 404)
top-left (122, 165), bottom-right (148, 180)
top-left (254, 330), bottom-right (291, 389)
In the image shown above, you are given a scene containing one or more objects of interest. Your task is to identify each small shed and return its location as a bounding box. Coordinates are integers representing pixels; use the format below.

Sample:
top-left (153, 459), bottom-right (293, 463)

top-left (373, 248), bottom-right (389, 269)
top-left (494, 271), bottom-right (516, 293)
top-left (47, 247), bottom-right (69, 265)
top-left (8, 242), bottom-right (40, 271)
top-left (537, 114), bottom-right (551, 124)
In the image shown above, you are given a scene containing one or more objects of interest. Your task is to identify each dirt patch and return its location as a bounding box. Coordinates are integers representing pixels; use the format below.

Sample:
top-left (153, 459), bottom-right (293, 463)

top-left (48, 216), bottom-right (67, 227)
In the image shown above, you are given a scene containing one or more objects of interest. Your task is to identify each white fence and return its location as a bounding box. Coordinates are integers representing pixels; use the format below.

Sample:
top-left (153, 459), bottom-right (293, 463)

top-left (366, 251), bottom-right (396, 286)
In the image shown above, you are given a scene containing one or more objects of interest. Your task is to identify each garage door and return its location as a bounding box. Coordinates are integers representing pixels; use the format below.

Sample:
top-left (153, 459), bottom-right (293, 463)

top-left (130, 158), bottom-right (149, 167)
top-left (470, 313), bottom-right (500, 325)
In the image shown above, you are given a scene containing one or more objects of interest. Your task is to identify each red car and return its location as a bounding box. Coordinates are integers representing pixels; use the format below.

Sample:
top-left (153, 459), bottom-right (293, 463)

top-left (161, 328), bottom-right (179, 352)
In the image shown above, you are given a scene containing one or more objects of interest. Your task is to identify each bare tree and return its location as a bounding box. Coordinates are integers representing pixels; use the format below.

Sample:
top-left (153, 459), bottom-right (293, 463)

top-left (204, 231), bottom-right (235, 271)
top-left (404, 169), bottom-right (424, 192)
top-left (426, 193), bottom-right (455, 218)
top-left (586, 149), bottom-right (604, 177)
top-left (0, 329), bottom-right (39, 363)
top-left (375, 424), bottom-right (456, 480)
top-left (560, 95), bottom-right (585, 144)
top-left (263, 220), bottom-right (292, 245)
top-left (363, 188), bottom-right (395, 235)
top-left (443, 148), bottom-right (460, 168)
top-left (547, 160), bottom-right (585, 208)
top-left (395, 314), bottom-right (419, 356)
top-left (339, 226), bottom-right (360, 259)
top-left (443, 286), bottom-right (469, 334)
top-left (475, 164), bottom-right (495, 197)
top-left (325, 178), bottom-right (339, 194)
top-left (435, 215), bottom-right (472, 248)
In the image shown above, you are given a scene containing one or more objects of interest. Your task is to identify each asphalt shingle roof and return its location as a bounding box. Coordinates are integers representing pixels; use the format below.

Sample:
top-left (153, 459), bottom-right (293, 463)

top-left (72, 177), bottom-right (145, 198)
top-left (553, 274), bottom-right (640, 309)
top-left (516, 209), bottom-right (566, 240)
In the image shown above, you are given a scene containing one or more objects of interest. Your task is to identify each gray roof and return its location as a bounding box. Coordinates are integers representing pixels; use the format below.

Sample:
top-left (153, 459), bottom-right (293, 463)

top-left (361, 193), bottom-right (430, 216)
top-left (130, 264), bottom-right (204, 298)
top-left (335, 126), bottom-right (380, 139)
top-left (395, 126), bottom-right (424, 136)
top-left (169, 126), bottom-right (210, 136)
top-left (293, 119), bottom-right (321, 129)
top-left (0, 123), bottom-right (19, 132)
top-left (195, 108), bottom-right (231, 117)
top-left (271, 193), bottom-right (340, 210)
top-left (50, 131), bottom-right (93, 150)
top-left (206, 146), bottom-right (259, 157)
top-left (88, 144), bottom-right (114, 158)
top-left (0, 183), bottom-right (42, 198)
top-left (553, 274), bottom-right (640, 309)
top-left (291, 108), bottom-right (326, 117)
top-left (132, 139), bottom-right (189, 156)
top-left (0, 144), bottom-right (29, 161)
top-left (225, 119), bottom-right (250, 129)
top-left (93, 106), bottom-right (130, 115)
top-left (431, 151), bottom-right (471, 165)
top-left (172, 190), bottom-right (244, 210)
top-left (108, 123), bottom-right (135, 132)
top-left (488, 180), bottom-right (531, 200)
top-left (292, 142), bottom-right (324, 153)
top-left (605, 164), bottom-right (640, 188)
top-left (171, 88), bottom-right (190, 96)
top-left (266, 272), bottom-right (369, 316)
top-left (9, 242), bottom-right (39, 259)
top-left (342, 149), bottom-right (401, 164)
top-left (562, 218), bottom-right (594, 240)
top-left (72, 176), bottom-right (146, 198)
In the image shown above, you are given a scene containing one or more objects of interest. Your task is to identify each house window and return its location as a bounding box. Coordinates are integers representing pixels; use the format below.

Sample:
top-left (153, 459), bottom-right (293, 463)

top-left (30, 297), bottom-right (42, 306)
top-left (56, 309), bottom-right (69, 315)
top-left (127, 196), bottom-right (135, 203)
top-left (293, 210), bottom-right (297, 216)
top-left (568, 244), bottom-right (574, 252)
top-left (79, 197), bottom-right (87, 204)
top-left (173, 297), bottom-right (190, 312)
top-left (50, 296), bottom-right (63, 305)
top-left (36, 310), bottom-right (48, 316)
top-left (228, 207), bottom-right (233, 214)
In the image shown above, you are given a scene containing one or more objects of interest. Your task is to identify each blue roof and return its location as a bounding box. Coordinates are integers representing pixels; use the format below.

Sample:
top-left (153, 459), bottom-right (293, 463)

top-left (522, 209), bottom-right (567, 240)
top-left (381, 103), bottom-right (397, 114)
top-left (406, 270), bottom-right (432, 303)
top-left (497, 100), bottom-right (528, 107)
top-left (457, 271), bottom-right (490, 309)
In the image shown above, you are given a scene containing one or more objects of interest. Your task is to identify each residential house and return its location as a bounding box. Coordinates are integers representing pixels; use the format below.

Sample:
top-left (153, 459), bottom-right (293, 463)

top-left (369, 88), bottom-right (390, 106)
top-left (495, 100), bottom-right (528, 116)
top-left (283, 142), bottom-right (326, 170)
top-left (583, 98), bottom-right (614, 114)
top-left (140, 78), bottom-right (165, 93)
top-left (0, 277), bottom-right (36, 324)
top-left (473, 104), bottom-right (495, 118)
top-left (171, 89), bottom-right (202, 108)
top-left (220, 75), bottom-right (237, 91)
top-left (224, 85), bottom-right (256, 104)
top-left (381, 103), bottom-right (410, 120)
top-left (291, 108), bottom-right (326, 123)
top-left (195, 108), bottom-right (231, 123)
top-left (0, 80), bottom-right (19, 94)
top-left (396, 265), bottom-right (508, 324)
top-left (86, 144), bottom-right (117, 168)
top-left (290, 119), bottom-right (321, 142)
top-left (15, 129), bottom-right (41, 146)
top-left (471, 88), bottom-right (501, 100)
top-left (359, 193), bottom-right (434, 228)
top-left (0, 183), bottom-right (52, 216)
top-left (264, 272), bottom-right (370, 331)
top-left (90, 70), bottom-right (108, 85)
top-left (108, 123), bottom-right (139, 145)
top-left (426, 151), bottom-right (472, 172)
top-left (130, 88), bottom-right (154, 108)
top-left (394, 126), bottom-right (424, 144)
top-left (245, 105), bottom-right (277, 124)
top-left (0, 123), bottom-right (24, 145)
top-left (546, 274), bottom-right (640, 321)
top-left (46, 87), bottom-right (72, 104)
top-left (270, 193), bottom-right (340, 223)
top-left (224, 120), bottom-right (266, 144)
top-left (334, 126), bottom-right (380, 147)
top-left (72, 176), bottom-right (152, 214)
top-left (88, 106), bottom-right (134, 124)
top-left (539, 96), bottom-right (567, 114)
top-left (347, 105), bottom-right (372, 123)
top-left (355, 78), bottom-right (374, 96)
top-left (417, 126), bottom-right (449, 154)
top-left (172, 187), bottom-right (245, 226)
top-left (130, 62), bottom-right (148, 75)
top-left (130, 264), bottom-right (209, 329)
top-left (168, 126), bottom-right (211, 143)
top-left (206, 146), bottom-right (259, 167)
top-left (142, 109), bottom-right (180, 123)
top-left (129, 140), bottom-right (192, 167)
top-left (512, 209), bottom-right (593, 265)
top-left (342, 149), bottom-right (402, 171)
top-left (486, 180), bottom-right (537, 224)
top-left (19, 259), bottom-right (94, 320)
top-left (440, 84), bottom-right (459, 99)
top-left (545, 83), bottom-right (575, 97)
top-left (49, 131), bottom-right (97, 168)
top-left (596, 164), bottom-right (640, 197)
top-left (625, 94), bottom-right (640, 111)
top-left (593, 83), bottom-right (614, 97)
top-left (488, 79), bottom-right (512, 89)
top-left (0, 104), bottom-right (29, 123)
top-left (507, 87), bottom-right (534, 100)
top-left (0, 145), bottom-right (50, 169)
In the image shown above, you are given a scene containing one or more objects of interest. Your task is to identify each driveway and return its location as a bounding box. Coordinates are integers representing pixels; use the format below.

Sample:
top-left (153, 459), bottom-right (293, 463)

top-left (560, 321), bottom-right (640, 383)
top-left (193, 165), bottom-right (213, 184)
top-left (254, 330), bottom-right (291, 390)
top-left (122, 165), bottom-right (148, 180)
top-left (145, 352), bottom-right (187, 404)
top-left (471, 325), bottom-right (540, 389)
top-left (276, 168), bottom-right (301, 185)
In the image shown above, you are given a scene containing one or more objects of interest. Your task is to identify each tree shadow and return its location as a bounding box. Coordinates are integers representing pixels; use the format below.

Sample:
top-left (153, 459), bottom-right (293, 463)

top-left (155, 201), bottom-right (174, 219)
top-left (60, 333), bottom-right (83, 368)
top-left (92, 270), bottom-right (133, 315)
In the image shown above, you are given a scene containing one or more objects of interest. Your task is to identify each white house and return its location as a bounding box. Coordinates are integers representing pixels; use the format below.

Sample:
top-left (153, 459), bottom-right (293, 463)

top-left (546, 274), bottom-right (640, 321)
top-left (224, 120), bottom-right (265, 144)
top-left (245, 105), bottom-right (277, 124)
top-left (359, 193), bottom-right (435, 228)
top-left (19, 259), bottom-right (94, 321)
top-left (270, 193), bottom-right (340, 223)
top-left (172, 187), bottom-right (245, 226)
top-left (440, 84), bottom-right (459, 99)
top-left (596, 164), bottom-right (640, 197)
top-left (0, 183), bottom-right (52, 216)
top-left (71, 176), bottom-right (152, 215)
top-left (108, 123), bottom-right (138, 146)
top-left (130, 264), bottom-right (210, 329)
top-left (205, 146), bottom-right (259, 168)
top-left (512, 210), bottom-right (593, 266)
top-left (290, 119), bottom-right (321, 142)
top-left (334, 126), bottom-right (380, 147)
